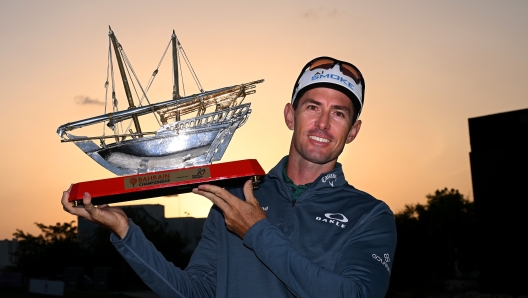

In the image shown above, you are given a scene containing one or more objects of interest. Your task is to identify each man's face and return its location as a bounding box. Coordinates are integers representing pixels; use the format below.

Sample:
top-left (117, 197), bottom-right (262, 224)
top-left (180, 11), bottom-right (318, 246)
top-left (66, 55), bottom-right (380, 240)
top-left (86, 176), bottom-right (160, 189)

top-left (284, 87), bottom-right (362, 166)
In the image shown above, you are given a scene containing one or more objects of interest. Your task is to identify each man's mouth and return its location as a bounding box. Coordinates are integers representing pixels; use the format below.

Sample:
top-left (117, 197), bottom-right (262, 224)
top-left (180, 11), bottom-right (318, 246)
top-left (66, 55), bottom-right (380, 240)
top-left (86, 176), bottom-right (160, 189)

top-left (309, 135), bottom-right (330, 143)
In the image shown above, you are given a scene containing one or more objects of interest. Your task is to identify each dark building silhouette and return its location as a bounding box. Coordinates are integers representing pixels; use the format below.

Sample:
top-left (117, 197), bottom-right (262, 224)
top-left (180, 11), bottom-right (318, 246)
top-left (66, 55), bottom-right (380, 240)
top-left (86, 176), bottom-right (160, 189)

top-left (78, 204), bottom-right (206, 253)
top-left (468, 108), bottom-right (528, 295)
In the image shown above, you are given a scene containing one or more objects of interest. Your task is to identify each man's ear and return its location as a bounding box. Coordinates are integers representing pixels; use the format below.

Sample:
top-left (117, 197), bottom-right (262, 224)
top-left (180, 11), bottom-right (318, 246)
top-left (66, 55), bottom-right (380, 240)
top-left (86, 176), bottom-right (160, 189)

top-left (346, 120), bottom-right (362, 144)
top-left (284, 103), bottom-right (295, 130)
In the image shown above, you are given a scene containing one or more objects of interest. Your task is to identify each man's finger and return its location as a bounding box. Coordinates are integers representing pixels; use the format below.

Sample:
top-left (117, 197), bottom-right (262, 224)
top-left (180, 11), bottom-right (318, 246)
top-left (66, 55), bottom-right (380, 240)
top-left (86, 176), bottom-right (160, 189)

top-left (196, 184), bottom-right (231, 200)
top-left (61, 190), bottom-right (75, 213)
top-left (196, 184), bottom-right (240, 205)
top-left (242, 180), bottom-right (258, 205)
top-left (192, 187), bottom-right (232, 212)
top-left (62, 192), bottom-right (90, 218)
top-left (61, 190), bottom-right (70, 205)
top-left (82, 192), bottom-right (96, 213)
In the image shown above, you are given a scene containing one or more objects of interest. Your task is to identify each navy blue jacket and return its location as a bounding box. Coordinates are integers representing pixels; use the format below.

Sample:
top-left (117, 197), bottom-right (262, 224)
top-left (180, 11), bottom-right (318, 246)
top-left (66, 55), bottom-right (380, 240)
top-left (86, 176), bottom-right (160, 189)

top-left (111, 157), bottom-right (397, 297)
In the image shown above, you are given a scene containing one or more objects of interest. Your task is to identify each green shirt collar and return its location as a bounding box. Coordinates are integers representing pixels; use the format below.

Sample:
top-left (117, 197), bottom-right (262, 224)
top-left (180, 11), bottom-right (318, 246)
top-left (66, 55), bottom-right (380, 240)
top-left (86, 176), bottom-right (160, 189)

top-left (282, 157), bottom-right (312, 200)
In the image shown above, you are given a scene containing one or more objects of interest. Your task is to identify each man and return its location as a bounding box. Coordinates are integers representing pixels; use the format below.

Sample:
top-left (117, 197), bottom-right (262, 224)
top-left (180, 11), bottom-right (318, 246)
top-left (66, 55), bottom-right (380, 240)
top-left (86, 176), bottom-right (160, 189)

top-left (62, 56), bottom-right (397, 297)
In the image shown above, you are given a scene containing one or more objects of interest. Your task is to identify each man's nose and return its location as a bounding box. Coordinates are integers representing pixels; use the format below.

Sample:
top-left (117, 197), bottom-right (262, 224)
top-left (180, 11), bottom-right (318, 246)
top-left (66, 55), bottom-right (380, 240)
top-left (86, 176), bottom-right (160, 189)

top-left (316, 112), bottom-right (330, 130)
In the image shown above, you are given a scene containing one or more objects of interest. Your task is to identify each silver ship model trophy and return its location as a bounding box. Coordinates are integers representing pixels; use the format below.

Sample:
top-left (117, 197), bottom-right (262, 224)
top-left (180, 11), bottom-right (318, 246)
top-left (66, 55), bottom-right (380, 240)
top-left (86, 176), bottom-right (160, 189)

top-left (58, 27), bottom-right (265, 206)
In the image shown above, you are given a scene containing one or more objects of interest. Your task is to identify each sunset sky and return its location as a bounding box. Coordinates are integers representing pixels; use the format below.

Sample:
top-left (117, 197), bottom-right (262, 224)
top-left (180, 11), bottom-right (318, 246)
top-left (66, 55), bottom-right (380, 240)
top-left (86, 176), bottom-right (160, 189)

top-left (1, 0), bottom-right (527, 239)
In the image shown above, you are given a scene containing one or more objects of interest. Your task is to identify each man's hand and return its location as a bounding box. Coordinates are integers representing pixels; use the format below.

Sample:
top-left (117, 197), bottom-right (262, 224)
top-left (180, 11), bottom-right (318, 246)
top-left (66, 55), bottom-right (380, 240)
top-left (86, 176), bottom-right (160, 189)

top-left (192, 180), bottom-right (266, 238)
top-left (61, 186), bottom-right (130, 239)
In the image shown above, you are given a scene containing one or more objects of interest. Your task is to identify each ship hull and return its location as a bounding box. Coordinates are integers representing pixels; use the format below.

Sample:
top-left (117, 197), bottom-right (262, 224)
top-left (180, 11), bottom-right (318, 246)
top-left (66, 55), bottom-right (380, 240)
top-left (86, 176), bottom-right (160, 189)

top-left (68, 104), bottom-right (251, 175)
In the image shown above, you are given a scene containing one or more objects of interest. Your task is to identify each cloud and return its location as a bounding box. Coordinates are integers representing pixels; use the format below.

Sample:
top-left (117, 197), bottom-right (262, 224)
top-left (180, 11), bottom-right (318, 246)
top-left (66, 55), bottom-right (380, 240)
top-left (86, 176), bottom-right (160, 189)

top-left (302, 8), bottom-right (339, 20)
top-left (75, 96), bottom-right (105, 105)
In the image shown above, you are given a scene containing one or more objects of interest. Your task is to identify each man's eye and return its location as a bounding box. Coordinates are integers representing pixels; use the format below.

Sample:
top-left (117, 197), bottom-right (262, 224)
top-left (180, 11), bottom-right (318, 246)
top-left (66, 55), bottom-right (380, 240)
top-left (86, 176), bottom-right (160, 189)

top-left (307, 105), bottom-right (317, 110)
top-left (335, 111), bottom-right (345, 118)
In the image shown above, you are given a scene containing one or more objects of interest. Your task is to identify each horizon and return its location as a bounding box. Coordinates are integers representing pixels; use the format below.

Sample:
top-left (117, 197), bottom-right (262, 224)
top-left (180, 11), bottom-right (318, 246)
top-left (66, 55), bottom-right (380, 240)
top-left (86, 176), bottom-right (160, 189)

top-left (1, 0), bottom-right (527, 239)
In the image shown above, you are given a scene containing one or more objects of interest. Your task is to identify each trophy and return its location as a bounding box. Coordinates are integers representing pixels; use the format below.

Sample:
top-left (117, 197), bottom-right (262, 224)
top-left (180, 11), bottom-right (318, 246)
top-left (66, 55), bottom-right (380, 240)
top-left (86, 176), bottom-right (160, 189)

top-left (57, 28), bottom-right (265, 206)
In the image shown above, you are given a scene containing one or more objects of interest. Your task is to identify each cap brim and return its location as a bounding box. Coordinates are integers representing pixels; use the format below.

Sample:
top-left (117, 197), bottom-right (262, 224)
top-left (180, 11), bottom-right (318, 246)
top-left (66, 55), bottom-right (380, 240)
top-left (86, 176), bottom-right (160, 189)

top-left (294, 82), bottom-right (362, 119)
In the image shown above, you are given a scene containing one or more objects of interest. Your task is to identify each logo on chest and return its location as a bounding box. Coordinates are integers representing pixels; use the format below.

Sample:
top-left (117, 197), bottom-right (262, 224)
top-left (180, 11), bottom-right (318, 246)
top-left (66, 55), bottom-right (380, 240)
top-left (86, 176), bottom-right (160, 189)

top-left (315, 213), bottom-right (348, 229)
top-left (321, 173), bottom-right (337, 187)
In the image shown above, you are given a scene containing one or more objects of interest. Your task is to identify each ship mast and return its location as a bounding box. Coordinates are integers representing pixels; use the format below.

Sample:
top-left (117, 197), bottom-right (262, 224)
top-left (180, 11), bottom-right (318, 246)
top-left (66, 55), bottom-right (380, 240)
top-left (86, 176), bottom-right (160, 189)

top-left (172, 30), bottom-right (180, 100)
top-left (171, 30), bottom-right (181, 122)
top-left (108, 26), bottom-right (143, 136)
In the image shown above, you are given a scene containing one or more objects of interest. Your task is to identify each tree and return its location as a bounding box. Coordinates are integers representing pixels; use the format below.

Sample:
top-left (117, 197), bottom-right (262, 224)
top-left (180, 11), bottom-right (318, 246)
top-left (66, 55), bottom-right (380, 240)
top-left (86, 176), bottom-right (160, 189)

top-left (390, 188), bottom-right (477, 292)
top-left (13, 214), bottom-right (191, 289)
top-left (12, 214), bottom-right (191, 291)
top-left (13, 221), bottom-right (90, 279)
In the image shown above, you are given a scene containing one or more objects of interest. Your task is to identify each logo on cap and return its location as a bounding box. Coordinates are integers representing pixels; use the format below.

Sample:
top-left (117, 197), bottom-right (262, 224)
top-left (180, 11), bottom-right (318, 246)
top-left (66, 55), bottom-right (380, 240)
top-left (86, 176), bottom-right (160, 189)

top-left (311, 73), bottom-right (355, 90)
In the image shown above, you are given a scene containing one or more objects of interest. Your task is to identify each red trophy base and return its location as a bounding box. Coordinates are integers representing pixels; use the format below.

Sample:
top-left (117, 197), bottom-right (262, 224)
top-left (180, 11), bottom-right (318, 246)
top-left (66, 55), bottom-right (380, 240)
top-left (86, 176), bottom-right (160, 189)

top-left (68, 159), bottom-right (265, 206)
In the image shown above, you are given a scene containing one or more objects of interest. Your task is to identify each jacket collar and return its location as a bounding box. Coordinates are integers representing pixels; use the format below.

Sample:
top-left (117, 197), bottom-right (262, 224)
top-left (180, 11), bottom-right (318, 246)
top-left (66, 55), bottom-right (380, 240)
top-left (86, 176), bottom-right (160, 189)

top-left (269, 156), bottom-right (348, 191)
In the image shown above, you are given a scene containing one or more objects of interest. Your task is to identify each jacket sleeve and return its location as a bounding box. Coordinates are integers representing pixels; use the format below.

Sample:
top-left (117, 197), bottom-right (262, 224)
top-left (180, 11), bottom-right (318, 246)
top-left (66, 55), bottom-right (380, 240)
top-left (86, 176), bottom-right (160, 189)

top-left (243, 202), bottom-right (397, 298)
top-left (111, 215), bottom-right (218, 298)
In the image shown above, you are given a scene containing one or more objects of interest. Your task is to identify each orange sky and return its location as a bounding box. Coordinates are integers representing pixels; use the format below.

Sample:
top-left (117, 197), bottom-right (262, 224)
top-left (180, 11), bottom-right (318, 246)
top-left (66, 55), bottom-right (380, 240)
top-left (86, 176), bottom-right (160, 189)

top-left (1, 0), bottom-right (527, 240)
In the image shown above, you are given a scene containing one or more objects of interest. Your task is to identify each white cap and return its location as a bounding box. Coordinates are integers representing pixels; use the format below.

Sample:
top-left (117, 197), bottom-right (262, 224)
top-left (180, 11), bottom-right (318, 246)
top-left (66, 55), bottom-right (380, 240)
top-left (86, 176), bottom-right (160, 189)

top-left (291, 59), bottom-right (365, 119)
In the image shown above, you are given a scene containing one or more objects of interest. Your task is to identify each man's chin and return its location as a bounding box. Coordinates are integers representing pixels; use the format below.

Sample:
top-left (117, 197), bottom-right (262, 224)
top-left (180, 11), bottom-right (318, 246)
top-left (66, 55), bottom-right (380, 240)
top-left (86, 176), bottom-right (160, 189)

top-left (301, 153), bottom-right (339, 166)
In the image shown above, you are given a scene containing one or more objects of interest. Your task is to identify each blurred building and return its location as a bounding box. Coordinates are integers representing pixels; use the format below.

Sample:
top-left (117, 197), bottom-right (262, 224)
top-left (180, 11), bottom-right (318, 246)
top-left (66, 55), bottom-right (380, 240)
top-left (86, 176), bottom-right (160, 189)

top-left (0, 239), bottom-right (18, 270)
top-left (468, 108), bottom-right (528, 295)
top-left (77, 204), bottom-right (206, 253)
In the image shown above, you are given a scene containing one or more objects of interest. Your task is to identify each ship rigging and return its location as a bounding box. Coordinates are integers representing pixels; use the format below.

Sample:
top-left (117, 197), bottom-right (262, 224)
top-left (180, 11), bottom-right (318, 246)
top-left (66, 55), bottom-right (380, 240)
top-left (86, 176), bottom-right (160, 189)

top-left (57, 27), bottom-right (263, 176)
